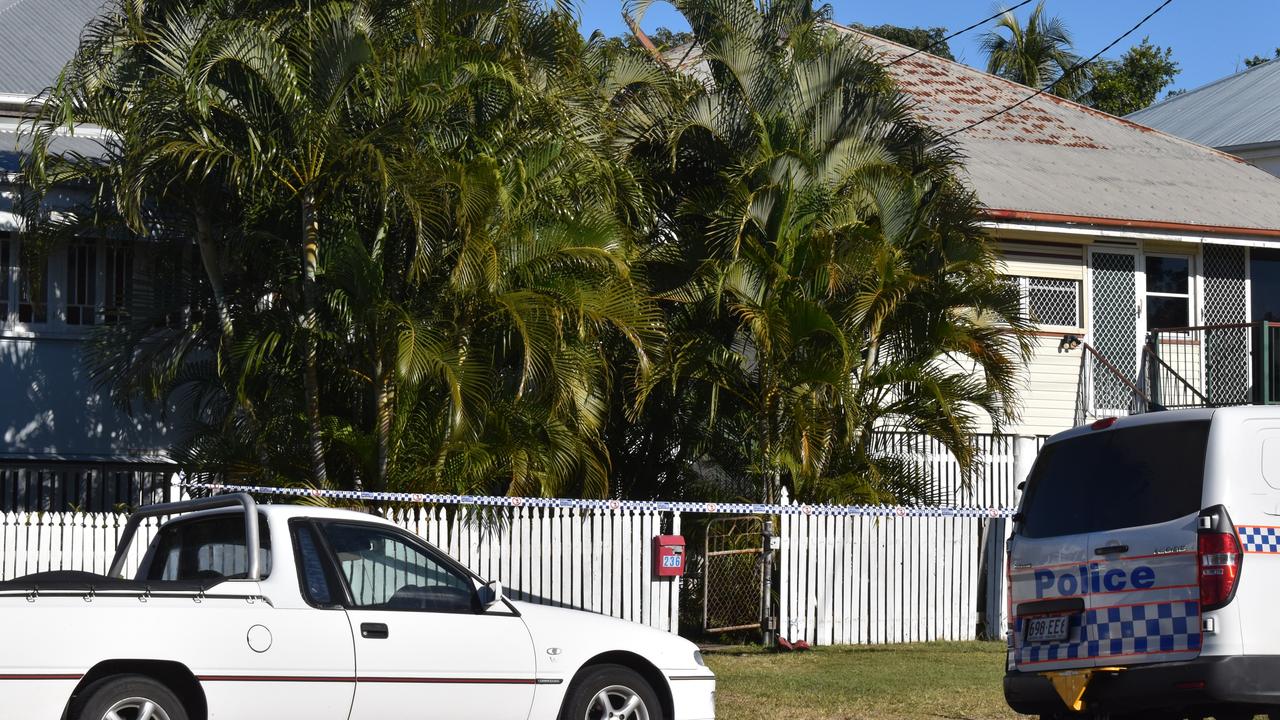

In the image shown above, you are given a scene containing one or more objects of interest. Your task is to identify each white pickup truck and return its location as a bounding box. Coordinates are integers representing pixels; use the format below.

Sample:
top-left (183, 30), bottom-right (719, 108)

top-left (0, 494), bottom-right (715, 720)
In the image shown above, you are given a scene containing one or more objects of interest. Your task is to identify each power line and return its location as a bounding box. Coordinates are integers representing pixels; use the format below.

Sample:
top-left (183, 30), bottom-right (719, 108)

top-left (887, 0), bottom-right (1036, 67)
top-left (940, 0), bottom-right (1175, 140)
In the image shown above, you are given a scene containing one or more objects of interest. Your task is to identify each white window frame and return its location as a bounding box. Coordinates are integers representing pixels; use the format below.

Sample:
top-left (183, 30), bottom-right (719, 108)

top-left (1142, 252), bottom-right (1195, 333)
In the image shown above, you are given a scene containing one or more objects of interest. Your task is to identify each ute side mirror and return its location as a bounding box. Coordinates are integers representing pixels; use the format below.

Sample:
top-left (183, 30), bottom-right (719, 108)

top-left (479, 580), bottom-right (505, 609)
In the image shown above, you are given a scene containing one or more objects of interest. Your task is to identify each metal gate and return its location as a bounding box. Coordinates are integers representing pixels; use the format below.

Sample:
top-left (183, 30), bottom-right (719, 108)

top-left (703, 516), bottom-right (765, 633)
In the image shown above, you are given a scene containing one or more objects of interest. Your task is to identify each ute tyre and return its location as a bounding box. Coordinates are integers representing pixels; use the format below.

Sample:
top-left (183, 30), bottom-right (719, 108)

top-left (564, 663), bottom-right (665, 720)
top-left (72, 674), bottom-right (188, 720)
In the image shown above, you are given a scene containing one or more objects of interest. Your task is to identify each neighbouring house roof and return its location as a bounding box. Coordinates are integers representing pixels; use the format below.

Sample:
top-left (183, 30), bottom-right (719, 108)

top-left (0, 0), bottom-right (105, 97)
top-left (1126, 59), bottom-right (1280, 151)
top-left (669, 30), bottom-right (1280, 239)
top-left (0, 128), bottom-right (108, 173)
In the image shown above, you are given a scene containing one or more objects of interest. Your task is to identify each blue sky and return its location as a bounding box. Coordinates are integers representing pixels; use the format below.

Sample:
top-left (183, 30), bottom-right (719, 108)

top-left (578, 1), bottom-right (1280, 96)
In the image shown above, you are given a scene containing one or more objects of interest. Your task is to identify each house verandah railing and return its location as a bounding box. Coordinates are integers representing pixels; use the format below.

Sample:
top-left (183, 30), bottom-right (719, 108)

top-left (1076, 321), bottom-right (1280, 424)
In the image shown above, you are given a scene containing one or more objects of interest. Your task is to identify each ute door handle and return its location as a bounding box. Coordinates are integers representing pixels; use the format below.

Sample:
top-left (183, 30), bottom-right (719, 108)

top-left (1094, 544), bottom-right (1129, 556)
top-left (361, 623), bottom-right (389, 640)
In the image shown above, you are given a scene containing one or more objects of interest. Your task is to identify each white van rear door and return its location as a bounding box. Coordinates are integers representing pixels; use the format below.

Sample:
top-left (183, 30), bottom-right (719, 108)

top-left (1010, 419), bottom-right (1209, 671)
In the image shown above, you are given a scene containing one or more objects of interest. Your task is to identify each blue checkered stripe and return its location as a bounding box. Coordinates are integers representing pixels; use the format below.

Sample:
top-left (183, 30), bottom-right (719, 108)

top-left (1238, 526), bottom-right (1280, 554)
top-left (1016, 600), bottom-right (1201, 665)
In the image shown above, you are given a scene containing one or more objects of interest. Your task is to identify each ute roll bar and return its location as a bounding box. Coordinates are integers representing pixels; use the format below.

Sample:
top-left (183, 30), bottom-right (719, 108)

top-left (107, 493), bottom-right (262, 581)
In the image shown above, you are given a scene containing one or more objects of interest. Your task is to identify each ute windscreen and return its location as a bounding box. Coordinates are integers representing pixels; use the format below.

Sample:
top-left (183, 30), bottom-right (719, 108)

top-left (1019, 420), bottom-right (1210, 539)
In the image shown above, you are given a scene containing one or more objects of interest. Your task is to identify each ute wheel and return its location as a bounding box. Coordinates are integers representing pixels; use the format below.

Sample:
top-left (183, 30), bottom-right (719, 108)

top-left (72, 674), bottom-right (189, 720)
top-left (564, 663), bottom-right (665, 720)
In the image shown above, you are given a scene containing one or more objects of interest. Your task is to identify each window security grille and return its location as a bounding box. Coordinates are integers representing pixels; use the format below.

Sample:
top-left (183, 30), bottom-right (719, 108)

top-left (1009, 276), bottom-right (1080, 327)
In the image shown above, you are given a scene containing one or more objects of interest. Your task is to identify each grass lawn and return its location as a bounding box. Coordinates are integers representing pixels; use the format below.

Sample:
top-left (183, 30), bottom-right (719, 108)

top-left (705, 641), bottom-right (1027, 720)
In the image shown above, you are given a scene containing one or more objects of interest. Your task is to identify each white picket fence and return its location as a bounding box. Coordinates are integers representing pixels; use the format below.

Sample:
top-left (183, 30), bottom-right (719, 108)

top-left (0, 432), bottom-right (1042, 647)
top-left (0, 506), bottom-right (683, 634)
top-left (778, 509), bottom-right (995, 645)
top-left (778, 434), bottom-right (1040, 646)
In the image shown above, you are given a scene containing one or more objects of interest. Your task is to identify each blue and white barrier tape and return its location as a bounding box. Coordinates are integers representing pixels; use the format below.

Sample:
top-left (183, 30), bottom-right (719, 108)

top-left (181, 482), bottom-right (1016, 519)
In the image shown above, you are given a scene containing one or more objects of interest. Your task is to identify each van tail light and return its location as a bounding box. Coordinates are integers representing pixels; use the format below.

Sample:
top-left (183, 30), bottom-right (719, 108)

top-left (1198, 505), bottom-right (1242, 611)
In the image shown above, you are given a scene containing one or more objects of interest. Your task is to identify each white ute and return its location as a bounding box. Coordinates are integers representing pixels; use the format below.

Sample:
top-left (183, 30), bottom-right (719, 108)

top-left (0, 494), bottom-right (715, 720)
top-left (1004, 407), bottom-right (1280, 719)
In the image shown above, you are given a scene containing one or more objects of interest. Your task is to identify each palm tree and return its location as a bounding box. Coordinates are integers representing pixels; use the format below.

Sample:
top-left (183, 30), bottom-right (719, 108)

top-left (26, 0), bottom-right (661, 498)
top-left (981, 1), bottom-right (1085, 99)
top-left (623, 0), bottom-right (1031, 504)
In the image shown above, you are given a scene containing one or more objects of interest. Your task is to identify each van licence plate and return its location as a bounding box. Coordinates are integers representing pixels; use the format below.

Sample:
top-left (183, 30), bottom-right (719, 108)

top-left (1024, 615), bottom-right (1071, 643)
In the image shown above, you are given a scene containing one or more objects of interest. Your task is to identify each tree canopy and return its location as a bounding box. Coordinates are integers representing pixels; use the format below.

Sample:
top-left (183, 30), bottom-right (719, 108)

top-left (854, 24), bottom-right (954, 61)
top-left (22, 0), bottom-right (1029, 505)
top-left (1086, 38), bottom-right (1180, 116)
top-left (1245, 48), bottom-right (1280, 68)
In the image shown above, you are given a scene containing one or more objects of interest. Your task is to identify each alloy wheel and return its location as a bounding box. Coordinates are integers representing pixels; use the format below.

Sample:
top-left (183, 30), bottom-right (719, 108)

top-left (585, 684), bottom-right (651, 720)
top-left (101, 697), bottom-right (173, 720)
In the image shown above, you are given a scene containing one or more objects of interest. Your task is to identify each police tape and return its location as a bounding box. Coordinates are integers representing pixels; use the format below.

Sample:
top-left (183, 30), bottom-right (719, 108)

top-left (180, 482), bottom-right (1016, 519)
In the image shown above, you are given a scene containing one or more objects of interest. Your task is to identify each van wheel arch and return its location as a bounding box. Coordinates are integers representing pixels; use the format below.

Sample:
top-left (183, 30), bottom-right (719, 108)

top-left (64, 660), bottom-right (206, 720)
top-left (559, 651), bottom-right (673, 720)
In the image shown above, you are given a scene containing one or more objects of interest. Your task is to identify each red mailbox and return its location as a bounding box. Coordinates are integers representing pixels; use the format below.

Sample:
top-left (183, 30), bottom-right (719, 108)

top-left (654, 535), bottom-right (686, 577)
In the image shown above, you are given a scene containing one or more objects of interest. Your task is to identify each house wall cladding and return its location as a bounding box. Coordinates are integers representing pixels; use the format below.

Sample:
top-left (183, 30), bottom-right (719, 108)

top-left (0, 337), bottom-right (172, 460)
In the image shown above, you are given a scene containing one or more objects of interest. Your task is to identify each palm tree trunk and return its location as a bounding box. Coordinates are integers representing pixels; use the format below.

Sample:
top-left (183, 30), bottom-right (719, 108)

top-left (194, 205), bottom-right (233, 339)
top-left (301, 193), bottom-right (329, 486)
top-left (374, 353), bottom-right (394, 491)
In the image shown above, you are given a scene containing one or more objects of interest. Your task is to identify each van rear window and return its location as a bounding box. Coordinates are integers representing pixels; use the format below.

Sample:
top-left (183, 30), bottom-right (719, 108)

top-left (1019, 420), bottom-right (1210, 539)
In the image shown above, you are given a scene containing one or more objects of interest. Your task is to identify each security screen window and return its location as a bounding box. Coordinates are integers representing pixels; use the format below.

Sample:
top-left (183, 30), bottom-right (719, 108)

top-left (1146, 255), bottom-right (1191, 330)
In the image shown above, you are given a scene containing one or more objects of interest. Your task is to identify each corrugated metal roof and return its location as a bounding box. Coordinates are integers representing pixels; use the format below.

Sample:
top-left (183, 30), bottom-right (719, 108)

top-left (1125, 59), bottom-right (1280, 150)
top-left (0, 0), bottom-right (106, 96)
top-left (672, 30), bottom-right (1280, 237)
top-left (844, 29), bottom-right (1280, 236)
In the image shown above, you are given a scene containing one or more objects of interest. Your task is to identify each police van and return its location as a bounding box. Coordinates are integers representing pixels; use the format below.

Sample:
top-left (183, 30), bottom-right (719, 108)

top-left (1004, 407), bottom-right (1280, 720)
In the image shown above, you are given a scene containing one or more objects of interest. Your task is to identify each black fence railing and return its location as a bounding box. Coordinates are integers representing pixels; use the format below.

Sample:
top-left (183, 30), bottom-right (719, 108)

top-left (1144, 323), bottom-right (1266, 410)
top-left (1075, 321), bottom-right (1280, 423)
top-left (0, 462), bottom-right (176, 513)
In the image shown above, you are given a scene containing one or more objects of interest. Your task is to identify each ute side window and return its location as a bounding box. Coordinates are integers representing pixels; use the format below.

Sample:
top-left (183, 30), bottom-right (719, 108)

top-left (320, 522), bottom-right (476, 613)
top-left (292, 522), bottom-right (338, 606)
top-left (1020, 421), bottom-right (1210, 539)
top-left (146, 514), bottom-right (272, 582)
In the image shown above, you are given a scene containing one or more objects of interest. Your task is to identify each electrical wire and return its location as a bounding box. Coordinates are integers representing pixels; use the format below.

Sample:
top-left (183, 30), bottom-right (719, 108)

top-left (940, 0), bottom-right (1175, 139)
top-left (886, 0), bottom-right (1036, 67)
